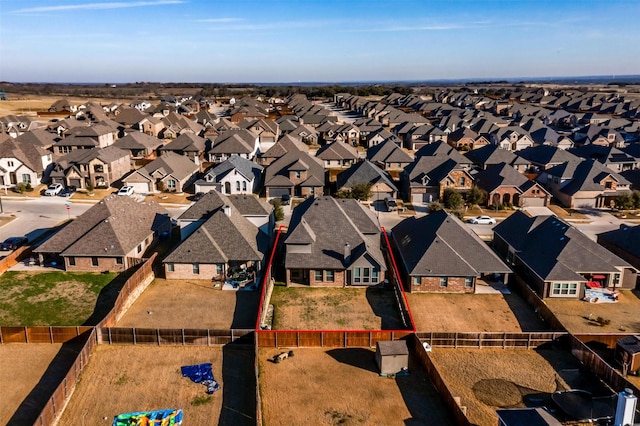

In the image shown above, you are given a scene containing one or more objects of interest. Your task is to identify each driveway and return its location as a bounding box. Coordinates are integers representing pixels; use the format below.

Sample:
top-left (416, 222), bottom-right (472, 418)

top-left (523, 206), bottom-right (554, 217)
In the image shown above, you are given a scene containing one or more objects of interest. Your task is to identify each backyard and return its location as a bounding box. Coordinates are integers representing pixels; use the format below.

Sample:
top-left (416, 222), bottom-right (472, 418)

top-left (0, 271), bottom-right (118, 325)
top-left (259, 347), bottom-right (454, 425)
top-left (429, 347), bottom-right (612, 426)
top-left (405, 293), bottom-right (548, 332)
top-left (117, 279), bottom-right (259, 329)
top-left (269, 286), bottom-right (407, 330)
top-left (545, 289), bottom-right (640, 334)
top-left (57, 344), bottom-right (256, 425)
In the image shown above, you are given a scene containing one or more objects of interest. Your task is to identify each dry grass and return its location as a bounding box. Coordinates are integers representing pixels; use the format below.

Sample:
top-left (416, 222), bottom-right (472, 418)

top-left (0, 215), bottom-right (16, 229)
top-left (270, 286), bottom-right (406, 330)
top-left (70, 189), bottom-right (117, 201)
top-left (57, 344), bottom-right (255, 425)
top-left (259, 347), bottom-right (454, 426)
top-left (117, 279), bottom-right (259, 329)
top-left (466, 205), bottom-right (517, 218)
top-left (429, 348), bottom-right (590, 426)
top-left (4, 184), bottom-right (47, 198)
top-left (545, 290), bottom-right (640, 334)
top-left (406, 293), bottom-right (548, 332)
top-left (0, 95), bottom-right (116, 117)
top-left (0, 343), bottom-right (62, 425)
top-left (547, 204), bottom-right (590, 220)
top-left (144, 193), bottom-right (192, 205)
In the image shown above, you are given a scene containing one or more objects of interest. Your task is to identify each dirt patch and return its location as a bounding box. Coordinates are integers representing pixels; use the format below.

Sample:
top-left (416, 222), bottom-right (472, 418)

top-left (270, 286), bottom-right (406, 330)
top-left (144, 193), bottom-right (192, 205)
top-left (0, 344), bottom-right (62, 425)
top-left (259, 348), bottom-right (454, 425)
top-left (545, 290), bottom-right (640, 334)
top-left (117, 279), bottom-right (259, 329)
top-left (406, 293), bottom-right (548, 332)
top-left (58, 344), bottom-right (256, 425)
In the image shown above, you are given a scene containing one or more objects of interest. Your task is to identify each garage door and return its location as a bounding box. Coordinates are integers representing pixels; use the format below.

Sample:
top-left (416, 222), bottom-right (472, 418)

top-left (69, 178), bottom-right (82, 188)
top-left (129, 182), bottom-right (151, 194)
top-left (269, 187), bottom-right (291, 198)
top-left (523, 197), bottom-right (546, 207)
top-left (573, 198), bottom-right (596, 209)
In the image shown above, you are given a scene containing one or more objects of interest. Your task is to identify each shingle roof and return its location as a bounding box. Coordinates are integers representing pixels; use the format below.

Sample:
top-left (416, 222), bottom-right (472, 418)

top-left (133, 152), bottom-right (198, 181)
top-left (474, 163), bottom-right (532, 193)
top-left (35, 195), bottom-right (170, 256)
top-left (465, 144), bottom-right (528, 168)
top-left (179, 191), bottom-right (270, 220)
top-left (315, 141), bottom-right (358, 161)
top-left (114, 132), bottom-right (163, 151)
top-left (367, 139), bottom-right (413, 164)
top-left (391, 210), bottom-right (511, 276)
top-left (0, 138), bottom-right (49, 173)
top-left (598, 225), bottom-right (640, 261)
top-left (336, 160), bottom-right (397, 192)
top-left (159, 133), bottom-right (206, 153)
top-left (208, 129), bottom-right (257, 155)
top-left (264, 150), bottom-right (324, 188)
top-left (202, 154), bottom-right (263, 183)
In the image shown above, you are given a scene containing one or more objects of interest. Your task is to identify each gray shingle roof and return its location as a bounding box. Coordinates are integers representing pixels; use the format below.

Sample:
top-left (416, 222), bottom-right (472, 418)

top-left (391, 210), bottom-right (511, 276)
top-left (366, 139), bottom-right (413, 164)
top-left (336, 160), bottom-right (397, 192)
top-left (202, 155), bottom-right (263, 183)
top-left (598, 225), bottom-right (640, 261)
top-left (133, 152), bottom-right (199, 182)
top-left (179, 191), bottom-right (270, 220)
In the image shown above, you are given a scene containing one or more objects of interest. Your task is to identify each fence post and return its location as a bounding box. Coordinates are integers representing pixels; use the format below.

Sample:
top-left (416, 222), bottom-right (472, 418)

top-left (320, 332), bottom-right (324, 347)
top-left (64, 377), bottom-right (68, 397)
top-left (108, 328), bottom-right (112, 344)
top-left (527, 334), bottom-right (531, 349)
top-left (49, 327), bottom-right (54, 343)
top-left (479, 333), bottom-right (482, 349)
top-left (231, 329), bottom-right (235, 343)
top-left (454, 333), bottom-right (457, 349)
top-left (157, 329), bottom-right (161, 345)
top-left (207, 329), bottom-right (211, 346)
top-left (24, 326), bottom-right (29, 343)
top-left (296, 332), bottom-right (299, 347)
top-left (275, 332), bottom-right (278, 348)
top-left (344, 332), bottom-right (347, 347)
top-left (133, 328), bottom-right (137, 345)
top-left (182, 329), bottom-right (185, 345)
top-left (0, 327), bottom-right (3, 344)
top-left (369, 332), bottom-right (372, 348)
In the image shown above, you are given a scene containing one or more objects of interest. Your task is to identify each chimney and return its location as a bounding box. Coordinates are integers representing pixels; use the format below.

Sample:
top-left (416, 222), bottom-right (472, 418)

top-left (223, 205), bottom-right (231, 217)
top-left (615, 388), bottom-right (637, 426)
top-left (344, 243), bottom-right (351, 265)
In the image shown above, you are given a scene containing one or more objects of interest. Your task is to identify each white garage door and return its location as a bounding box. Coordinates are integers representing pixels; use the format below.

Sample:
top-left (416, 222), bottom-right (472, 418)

top-left (128, 182), bottom-right (151, 194)
top-left (523, 197), bottom-right (546, 207)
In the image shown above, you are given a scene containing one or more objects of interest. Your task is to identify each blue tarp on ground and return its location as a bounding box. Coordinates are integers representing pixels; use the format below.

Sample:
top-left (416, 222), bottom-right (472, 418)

top-left (112, 408), bottom-right (182, 425)
top-left (181, 363), bottom-right (220, 394)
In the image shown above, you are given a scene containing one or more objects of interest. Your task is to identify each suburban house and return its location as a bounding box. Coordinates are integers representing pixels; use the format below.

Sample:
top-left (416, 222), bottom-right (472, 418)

top-left (122, 152), bottom-right (198, 194)
top-left (284, 197), bottom-right (386, 287)
top-left (163, 192), bottom-right (270, 283)
top-left (474, 163), bottom-right (551, 208)
top-left (336, 160), bottom-right (398, 201)
top-left (464, 144), bottom-right (530, 173)
top-left (540, 159), bottom-right (632, 208)
top-left (54, 124), bottom-right (116, 154)
top-left (494, 127), bottom-right (535, 151)
top-left (263, 150), bottom-right (325, 199)
top-left (34, 195), bottom-right (172, 272)
top-left (447, 127), bottom-right (490, 151)
top-left (315, 140), bottom-right (359, 169)
top-left (402, 155), bottom-right (474, 204)
top-left (49, 146), bottom-right (130, 190)
top-left (569, 145), bottom-right (640, 174)
top-left (391, 210), bottom-right (511, 293)
top-left (158, 133), bottom-right (207, 166)
top-left (193, 154), bottom-right (264, 195)
top-left (597, 225), bottom-right (640, 273)
top-left (516, 145), bottom-right (581, 172)
top-left (239, 118), bottom-right (280, 153)
top-left (0, 137), bottom-right (52, 188)
top-left (366, 139), bottom-right (414, 171)
top-left (257, 134), bottom-right (309, 167)
top-left (138, 116), bottom-right (164, 138)
top-left (493, 211), bottom-right (637, 299)
top-left (206, 129), bottom-right (260, 163)
top-left (113, 132), bottom-right (163, 162)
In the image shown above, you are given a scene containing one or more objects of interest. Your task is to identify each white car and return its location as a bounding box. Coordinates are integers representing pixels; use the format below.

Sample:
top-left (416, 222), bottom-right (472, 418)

top-left (117, 186), bottom-right (134, 196)
top-left (469, 215), bottom-right (496, 225)
top-left (44, 183), bottom-right (64, 196)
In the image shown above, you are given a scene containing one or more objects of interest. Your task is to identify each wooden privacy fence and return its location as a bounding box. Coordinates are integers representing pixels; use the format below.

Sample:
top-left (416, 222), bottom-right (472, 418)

top-left (33, 328), bottom-right (97, 426)
top-left (0, 326), bottom-right (93, 344)
top-left (98, 253), bottom-right (157, 328)
top-left (408, 334), bottom-right (471, 426)
top-left (0, 245), bottom-right (31, 274)
top-left (256, 330), bottom-right (412, 348)
top-left (569, 334), bottom-right (640, 396)
top-left (415, 331), bottom-right (567, 349)
top-left (509, 274), bottom-right (567, 331)
top-left (381, 229), bottom-right (413, 330)
top-left (97, 327), bottom-right (254, 346)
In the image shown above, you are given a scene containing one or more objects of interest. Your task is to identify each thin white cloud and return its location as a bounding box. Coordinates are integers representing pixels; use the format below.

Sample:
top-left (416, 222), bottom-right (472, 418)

top-left (11, 1), bottom-right (185, 14)
top-left (344, 24), bottom-right (463, 33)
top-left (195, 18), bottom-right (243, 23)
top-left (206, 20), bottom-right (338, 32)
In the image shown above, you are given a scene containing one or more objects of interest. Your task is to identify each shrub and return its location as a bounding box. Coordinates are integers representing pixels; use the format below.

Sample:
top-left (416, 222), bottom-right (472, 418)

top-left (466, 186), bottom-right (485, 206)
top-left (269, 198), bottom-right (284, 221)
top-left (25, 182), bottom-right (32, 192)
top-left (428, 201), bottom-right (443, 212)
top-left (13, 183), bottom-right (26, 193)
top-left (442, 188), bottom-right (464, 210)
top-left (156, 180), bottom-right (165, 192)
top-left (86, 182), bottom-right (94, 193)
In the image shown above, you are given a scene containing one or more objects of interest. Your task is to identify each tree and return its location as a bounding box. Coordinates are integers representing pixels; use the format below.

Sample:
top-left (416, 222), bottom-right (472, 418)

top-left (86, 182), bottom-right (94, 193)
top-left (633, 190), bottom-right (640, 209)
top-left (156, 180), bottom-right (165, 192)
top-left (616, 193), bottom-right (635, 210)
top-left (350, 183), bottom-right (372, 201)
top-left (269, 198), bottom-right (284, 221)
top-left (428, 201), bottom-right (443, 212)
top-left (466, 186), bottom-right (485, 206)
top-left (442, 188), bottom-right (464, 210)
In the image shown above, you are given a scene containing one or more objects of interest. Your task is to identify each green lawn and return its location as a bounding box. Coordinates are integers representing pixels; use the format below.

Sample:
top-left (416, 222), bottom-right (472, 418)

top-left (0, 271), bottom-right (118, 326)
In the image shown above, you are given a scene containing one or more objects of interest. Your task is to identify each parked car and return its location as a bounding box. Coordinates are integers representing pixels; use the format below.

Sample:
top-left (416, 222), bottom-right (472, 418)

top-left (384, 197), bottom-right (398, 212)
top-left (468, 215), bottom-right (496, 225)
top-left (58, 185), bottom-right (77, 197)
top-left (1, 236), bottom-right (28, 251)
top-left (44, 183), bottom-right (63, 196)
top-left (117, 186), bottom-right (134, 196)
top-left (280, 194), bottom-right (291, 205)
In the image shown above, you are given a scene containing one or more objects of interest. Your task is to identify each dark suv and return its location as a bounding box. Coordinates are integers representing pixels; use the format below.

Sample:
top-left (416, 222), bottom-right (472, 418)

top-left (1, 237), bottom-right (28, 250)
top-left (59, 186), bottom-right (77, 197)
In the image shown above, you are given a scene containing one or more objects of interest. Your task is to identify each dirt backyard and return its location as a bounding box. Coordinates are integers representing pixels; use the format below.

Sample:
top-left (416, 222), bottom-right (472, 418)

top-left (57, 344), bottom-right (256, 425)
top-left (269, 286), bottom-right (406, 330)
top-left (406, 293), bottom-right (548, 332)
top-left (259, 347), bottom-right (454, 425)
top-left (0, 344), bottom-right (62, 425)
top-left (117, 279), bottom-right (260, 329)
top-left (545, 289), bottom-right (640, 334)
top-left (429, 348), bottom-right (611, 426)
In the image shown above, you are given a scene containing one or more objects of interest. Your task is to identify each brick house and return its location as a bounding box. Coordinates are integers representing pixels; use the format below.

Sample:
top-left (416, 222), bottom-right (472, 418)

top-left (284, 197), bottom-right (386, 287)
top-left (49, 146), bottom-right (131, 190)
top-left (598, 225), bottom-right (640, 273)
top-left (474, 163), bottom-right (550, 207)
top-left (391, 210), bottom-right (511, 293)
top-left (402, 156), bottom-right (473, 204)
top-left (263, 150), bottom-right (325, 199)
top-left (34, 195), bottom-right (171, 271)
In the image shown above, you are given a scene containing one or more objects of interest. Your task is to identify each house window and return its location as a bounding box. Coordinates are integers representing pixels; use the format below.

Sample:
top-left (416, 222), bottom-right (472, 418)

top-left (116, 257), bottom-right (123, 265)
top-left (7, 161), bottom-right (14, 167)
top-left (613, 273), bottom-right (620, 287)
top-left (69, 257), bottom-right (75, 266)
top-left (216, 264), bottom-right (223, 275)
top-left (413, 276), bottom-right (421, 286)
top-left (91, 257), bottom-right (99, 267)
top-left (439, 277), bottom-right (448, 287)
top-left (94, 164), bottom-right (104, 173)
top-left (136, 244), bottom-right (142, 254)
top-left (604, 181), bottom-right (613, 190)
top-left (167, 263), bottom-right (174, 272)
top-left (315, 270), bottom-right (323, 281)
top-left (372, 268), bottom-right (379, 283)
top-left (193, 263), bottom-right (200, 274)
top-left (459, 177), bottom-right (465, 185)
top-left (325, 270), bottom-right (334, 282)
top-left (551, 282), bottom-right (578, 296)
top-left (363, 267), bottom-right (370, 283)
top-left (465, 277), bottom-right (473, 287)
top-left (167, 179), bottom-right (176, 189)
top-left (242, 181), bottom-right (247, 191)
top-left (354, 267), bottom-right (361, 283)
top-left (236, 181), bottom-right (241, 191)
top-left (295, 171), bottom-right (301, 178)
top-left (22, 174), bottom-right (31, 184)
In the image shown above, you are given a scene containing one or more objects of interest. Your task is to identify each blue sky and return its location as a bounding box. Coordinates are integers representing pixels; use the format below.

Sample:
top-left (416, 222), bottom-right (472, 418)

top-left (1, 0), bottom-right (639, 83)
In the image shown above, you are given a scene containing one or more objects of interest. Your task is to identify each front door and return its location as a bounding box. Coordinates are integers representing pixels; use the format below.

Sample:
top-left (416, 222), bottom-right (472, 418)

top-left (9, 172), bottom-right (16, 185)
